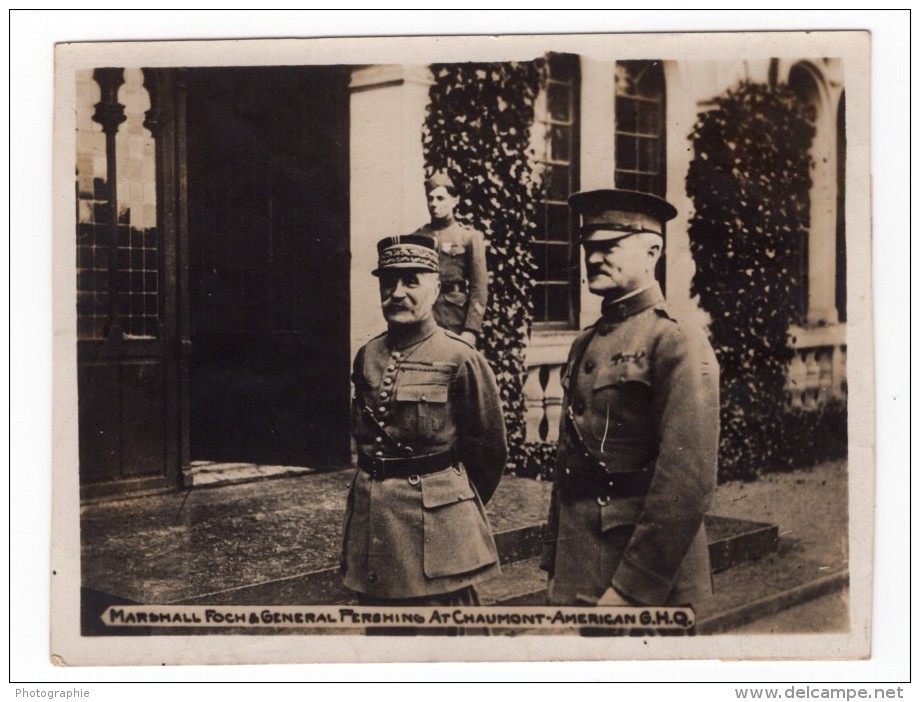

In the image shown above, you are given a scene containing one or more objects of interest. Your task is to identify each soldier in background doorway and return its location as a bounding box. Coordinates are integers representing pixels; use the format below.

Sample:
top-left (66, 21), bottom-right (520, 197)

top-left (541, 189), bottom-right (720, 614)
top-left (412, 172), bottom-right (489, 346)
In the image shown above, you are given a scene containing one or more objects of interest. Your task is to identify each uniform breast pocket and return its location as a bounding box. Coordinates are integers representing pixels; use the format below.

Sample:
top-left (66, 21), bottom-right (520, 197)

top-left (592, 358), bottom-right (651, 393)
top-left (396, 381), bottom-right (449, 434)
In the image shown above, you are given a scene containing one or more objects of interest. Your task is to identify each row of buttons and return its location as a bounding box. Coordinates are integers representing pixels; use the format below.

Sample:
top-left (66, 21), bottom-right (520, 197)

top-left (372, 350), bottom-right (403, 457)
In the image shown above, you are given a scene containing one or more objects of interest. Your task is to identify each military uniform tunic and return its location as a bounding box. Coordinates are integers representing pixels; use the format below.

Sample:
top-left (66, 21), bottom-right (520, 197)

top-left (342, 317), bottom-right (507, 599)
top-left (413, 221), bottom-right (488, 336)
top-left (541, 284), bottom-right (720, 606)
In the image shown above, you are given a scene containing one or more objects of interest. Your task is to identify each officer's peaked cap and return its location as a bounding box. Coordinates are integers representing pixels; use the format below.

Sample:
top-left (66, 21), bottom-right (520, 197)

top-left (425, 170), bottom-right (458, 194)
top-left (569, 189), bottom-right (677, 242)
top-left (373, 234), bottom-right (440, 276)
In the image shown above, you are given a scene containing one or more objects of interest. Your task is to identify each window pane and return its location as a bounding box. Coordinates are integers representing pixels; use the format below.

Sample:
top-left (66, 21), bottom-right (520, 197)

top-left (616, 97), bottom-right (637, 134)
top-left (545, 242), bottom-right (572, 283)
top-left (529, 241), bottom-right (547, 280)
top-left (616, 134), bottom-right (637, 170)
top-left (635, 64), bottom-right (664, 99)
top-left (545, 164), bottom-right (571, 202)
top-left (533, 285), bottom-right (548, 323)
top-left (638, 136), bottom-right (659, 172)
top-left (549, 124), bottom-right (571, 162)
top-left (615, 171), bottom-right (637, 191)
top-left (637, 99), bottom-right (661, 135)
top-left (547, 82), bottom-right (570, 122)
top-left (546, 285), bottom-right (570, 322)
top-left (546, 204), bottom-right (570, 243)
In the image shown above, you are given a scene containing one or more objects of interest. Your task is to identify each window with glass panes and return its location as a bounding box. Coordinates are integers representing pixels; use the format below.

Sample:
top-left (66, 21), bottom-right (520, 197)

top-left (614, 61), bottom-right (665, 196)
top-left (531, 54), bottom-right (580, 329)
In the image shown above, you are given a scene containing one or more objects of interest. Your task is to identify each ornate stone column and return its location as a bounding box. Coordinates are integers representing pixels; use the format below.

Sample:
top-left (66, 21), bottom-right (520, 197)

top-left (92, 68), bottom-right (126, 338)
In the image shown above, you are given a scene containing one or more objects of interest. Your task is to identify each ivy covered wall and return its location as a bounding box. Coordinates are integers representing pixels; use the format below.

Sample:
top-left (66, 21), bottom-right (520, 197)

top-left (422, 61), bottom-right (543, 471)
top-left (686, 80), bottom-right (848, 481)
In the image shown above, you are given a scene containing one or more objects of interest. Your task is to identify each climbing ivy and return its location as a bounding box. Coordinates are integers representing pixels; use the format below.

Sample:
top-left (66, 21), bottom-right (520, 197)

top-left (423, 61), bottom-right (542, 472)
top-left (687, 80), bottom-right (816, 481)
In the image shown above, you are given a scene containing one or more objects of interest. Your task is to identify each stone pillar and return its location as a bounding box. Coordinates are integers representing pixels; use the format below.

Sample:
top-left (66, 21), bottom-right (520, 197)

top-left (806, 101), bottom-right (841, 326)
top-left (662, 61), bottom-right (696, 323)
top-left (348, 65), bottom-right (433, 363)
top-left (577, 58), bottom-right (615, 328)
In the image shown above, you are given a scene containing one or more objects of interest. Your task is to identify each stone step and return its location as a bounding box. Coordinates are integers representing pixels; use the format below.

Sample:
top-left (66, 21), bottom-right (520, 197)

top-left (183, 462), bottom-right (316, 487)
top-left (478, 549), bottom-right (848, 635)
top-left (167, 515), bottom-right (777, 607)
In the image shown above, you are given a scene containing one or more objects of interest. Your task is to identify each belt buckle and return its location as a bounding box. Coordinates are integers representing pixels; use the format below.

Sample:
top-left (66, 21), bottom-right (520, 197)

top-left (371, 456), bottom-right (387, 481)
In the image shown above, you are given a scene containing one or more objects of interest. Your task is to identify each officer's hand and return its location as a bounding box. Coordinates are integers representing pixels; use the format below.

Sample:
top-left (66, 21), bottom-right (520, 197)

top-left (460, 331), bottom-right (477, 346)
top-left (594, 587), bottom-right (633, 607)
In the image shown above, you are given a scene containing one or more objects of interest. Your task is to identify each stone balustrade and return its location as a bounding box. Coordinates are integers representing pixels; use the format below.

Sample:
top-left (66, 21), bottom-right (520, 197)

top-left (522, 324), bottom-right (847, 442)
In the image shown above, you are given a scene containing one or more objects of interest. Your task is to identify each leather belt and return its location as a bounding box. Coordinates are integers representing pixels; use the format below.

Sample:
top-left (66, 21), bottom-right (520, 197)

top-left (358, 450), bottom-right (456, 481)
top-left (558, 468), bottom-right (651, 503)
top-left (441, 280), bottom-right (467, 294)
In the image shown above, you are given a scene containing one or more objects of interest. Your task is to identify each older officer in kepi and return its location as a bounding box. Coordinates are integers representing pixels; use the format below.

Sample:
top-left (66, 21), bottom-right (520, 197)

top-left (541, 189), bottom-right (720, 609)
top-left (341, 234), bottom-right (507, 612)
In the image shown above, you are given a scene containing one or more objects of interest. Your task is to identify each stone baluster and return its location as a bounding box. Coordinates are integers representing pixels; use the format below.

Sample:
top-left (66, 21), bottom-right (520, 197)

top-left (803, 350), bottom-right (820, 409)
top-left (543, 364), bottom-right (565, 442)
top-left (817, 347), bottom-right (834, 404)
top-left (786, 351), bottom-right (807, 409)
top-left (522, 364), bottom-right (547, 442)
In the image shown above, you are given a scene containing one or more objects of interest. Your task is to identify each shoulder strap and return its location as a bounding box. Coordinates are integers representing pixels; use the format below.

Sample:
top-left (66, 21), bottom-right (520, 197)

top-left (352, 344), bottom-right (369, 395)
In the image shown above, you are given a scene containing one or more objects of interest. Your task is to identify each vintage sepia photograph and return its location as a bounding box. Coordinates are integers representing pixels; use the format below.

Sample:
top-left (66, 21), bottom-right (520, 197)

top-left (50, 30), bottom-right (873, 666)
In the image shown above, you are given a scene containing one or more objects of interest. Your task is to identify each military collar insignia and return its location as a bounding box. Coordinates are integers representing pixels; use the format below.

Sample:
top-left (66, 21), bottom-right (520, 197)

top-left (601, 284), bottom-right (665, 323)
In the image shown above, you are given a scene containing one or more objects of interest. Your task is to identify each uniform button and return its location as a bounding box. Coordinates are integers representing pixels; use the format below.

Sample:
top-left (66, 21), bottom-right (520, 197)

top-left (584, 360), bottom-right (595, 373)
top-left (391, 351), bottom-right (402, 359)
top-left (374, 436), bottom-right (383, 444)
top-left (458, 494), bottom-right (465, 501)
top-left (367, 572), bottom-right (379, 584)
top-left (378, 406), bottom-right (386, 414)
top-left (380, 391), bottom-right (389, 399)
top-left (383, 377), bottom-right (393, 386)
top-left (386, 365), bottom-right (396, 373)
top-left (374, 450), bottom-right (383, 457)
top-left (420, 394), bottom-right (427, 401)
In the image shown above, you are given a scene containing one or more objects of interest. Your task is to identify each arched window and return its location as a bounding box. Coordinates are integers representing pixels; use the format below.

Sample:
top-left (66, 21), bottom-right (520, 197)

top-left (615, 60), bottom-right (665, 196)
top-left (836, 92), bottom-right (847, 322)
top-left (788, 64), bottom-right (819, 325)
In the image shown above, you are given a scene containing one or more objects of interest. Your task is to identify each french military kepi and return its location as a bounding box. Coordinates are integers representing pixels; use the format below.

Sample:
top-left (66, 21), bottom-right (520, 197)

top-left (568, 188), bottom-right (678, 242)
top-left (372, 234), bottom-right (440, 276)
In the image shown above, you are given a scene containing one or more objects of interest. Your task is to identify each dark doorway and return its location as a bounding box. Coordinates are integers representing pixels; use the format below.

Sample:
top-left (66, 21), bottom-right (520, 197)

top-left (186, 66), bottom-right (351, 468)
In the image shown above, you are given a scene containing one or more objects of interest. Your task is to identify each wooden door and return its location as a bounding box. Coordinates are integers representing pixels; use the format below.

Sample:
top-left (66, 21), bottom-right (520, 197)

top-left (185, 66), bottom-right (351, 468)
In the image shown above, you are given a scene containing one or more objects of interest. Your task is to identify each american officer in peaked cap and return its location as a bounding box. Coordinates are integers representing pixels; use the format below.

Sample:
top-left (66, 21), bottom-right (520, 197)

top-left (541, 189), bottom-right (720, 611)
top-left (341, 234), bottom-right (507, 618)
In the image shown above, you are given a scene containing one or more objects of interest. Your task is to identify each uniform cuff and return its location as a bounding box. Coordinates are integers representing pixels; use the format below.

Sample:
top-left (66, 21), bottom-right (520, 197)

top-left (611, 556), bottom-right (673, 606)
